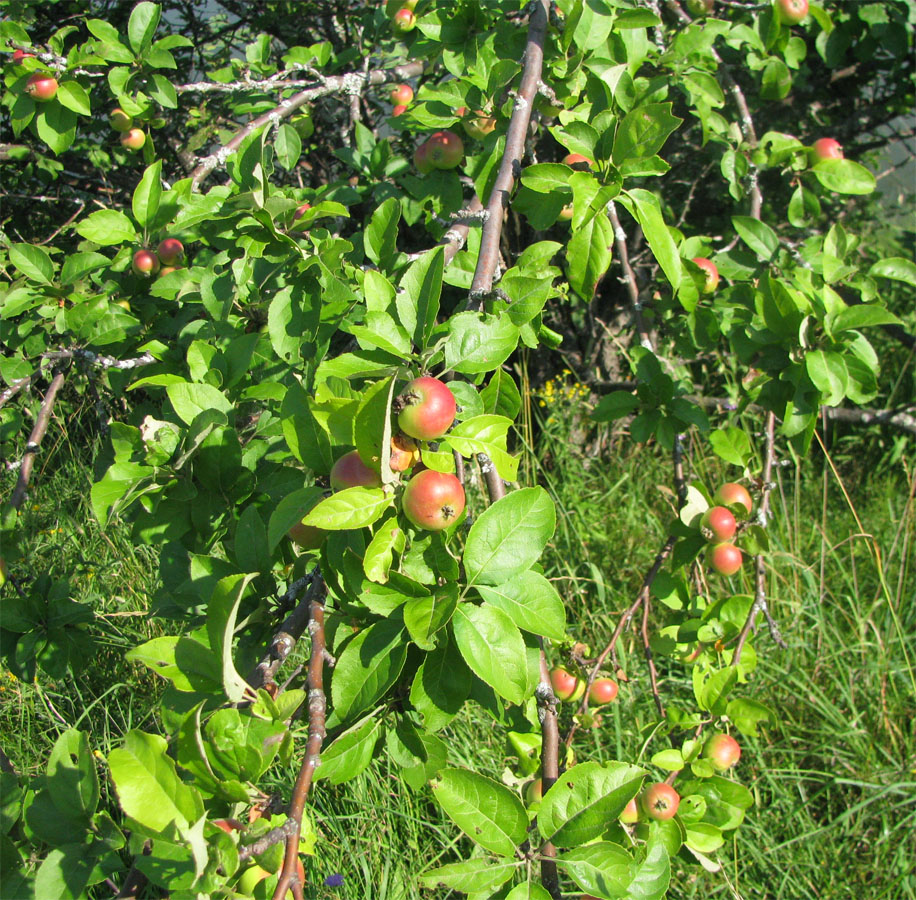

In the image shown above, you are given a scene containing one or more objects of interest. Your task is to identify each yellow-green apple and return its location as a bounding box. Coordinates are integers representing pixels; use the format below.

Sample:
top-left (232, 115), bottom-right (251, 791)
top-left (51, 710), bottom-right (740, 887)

top-left (25, 72), bottom-right (58, 101)
top-left (396, 376), bottom-right (456, 440)
top-left (619, 797), bottom-right (640, 823)
top-left (401, 469), bottom-right (465, 531)
top-left (236, 859), bottom-right (305, 899)
top-left (109, 108), bottom-right (133, 132)
top-left (523, 778), bottom-right (543, 804)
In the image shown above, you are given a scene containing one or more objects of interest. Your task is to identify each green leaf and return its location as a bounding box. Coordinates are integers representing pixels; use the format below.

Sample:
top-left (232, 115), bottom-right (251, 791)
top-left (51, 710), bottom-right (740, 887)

top-left (46, 730), bottom-right (99, 824)
top-left (418, 858), bottom-right (517, 892)
top-left (725, 697), bottom-right (776, 736)
top-left (651, 749), bottom-right (685, 771)
top-left (128, 1), bottom-right (160, 54)
top-left (60, 252), bottom-right (110, 285)
top-left (267, 487), bottom-right (324, 551)
top-left (9, 244), bottom-right (54, 285)
top-left (363, 515), bottom-right (405, 584)
top-left (685, 823), bottom-right (724, 853)
top-left (830, 304), bottom-right (902, 333)
top-left (330, 618), bottom-right (407, 725)
top-left (555, 842), bottom-right (635, 899)
top-left (620, 190), bottom-right (681, 291)
top-left (810, 159), bottom-right (876, 195)
top-left (365, 197), bottom-right (400, 268)
top-left (430, 768), bottom-right (528, 857)
top-left (34, 847), bottom-right (98, 900)
top-left (409, 634), bottom-right (471, 731)
top-left (692, 666), bottom-right (737, 715)
top-left (592, 390), bottom-right (639, 422)
top-left (612, 103), bottom-right (682, 164)
top-left (404, 587), bottom-right (457, 650)
top-left (463, 487), bottom-right (556, 586)
top-left (567, 210), bottom-right (613, 299)
top-left (538, 761), bottom-right (646, 848)
top-left (315, 713), bottom-right (385, 786)
top-left (166, 382), bottom-right (232, 425)
top-left (108, 731), bottom-right (203, 831)
top-left (56, 80), bottom-right (91, 116)
top-left (208, 574), bottom-right (259, 703)
top-left (302, 487), bottom-right (391, 530)
top-left (708, 427), bottom-right (752, 467)
top-left (132, 160), bottom-right (162, 229)
top-left (868, 257), bottom-right (916, 286)
top-left (805, 349), bottom-right (848, 406)
top-left (274, 123), bottom-right (301, 171)
top-left (126, 636), bottom-right (221, 692)
top-left (521, 162), bottom-right (572, 193)
top-left (36, 103), bottom-right (77, 155)
top-left (476, 571), bottom-right (566, 642)
top-left (732, 215), bottom-right (778, 260)
top-left (445, 311), bottom-right (519, 374)
top-left (626, 828), bottom-right (671, 899)
top-left (76, 209), bottom-right (138, 245)
top-left (451, 603), bottom-right (529, 705)
top-left (445, 414), bottom-right (518, 481)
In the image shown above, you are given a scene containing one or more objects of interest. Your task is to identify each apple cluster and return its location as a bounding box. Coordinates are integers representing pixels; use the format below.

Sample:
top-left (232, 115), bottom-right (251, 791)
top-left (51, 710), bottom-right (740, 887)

top-left (548, 665), bottom-right (619, 708)
top-left (390, 83), bottom-right (413, 117)
top-left (702, 482), bottom-right (753, 576)
top-left (131, 238), bottom-right (185, 278)
top-left (108, 107), bottom-right (146, 151)
top-left (289, 376), bottom-right (466, 549)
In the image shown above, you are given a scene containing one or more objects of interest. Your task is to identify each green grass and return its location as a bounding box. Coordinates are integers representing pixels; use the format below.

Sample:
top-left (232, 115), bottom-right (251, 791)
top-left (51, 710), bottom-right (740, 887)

top-left (1, 391), bottom-right (913, 899)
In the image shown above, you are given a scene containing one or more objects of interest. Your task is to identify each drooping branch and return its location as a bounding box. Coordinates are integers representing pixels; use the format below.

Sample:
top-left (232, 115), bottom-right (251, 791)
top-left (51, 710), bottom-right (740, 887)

top-left (467, 0), bottom-right (550, 309)
top-left (9, 372), bottom-right (65, 511)
top-left (191, 61), bottom-right (423, 190)
top-left (271, 586), bottom-right (327, 900)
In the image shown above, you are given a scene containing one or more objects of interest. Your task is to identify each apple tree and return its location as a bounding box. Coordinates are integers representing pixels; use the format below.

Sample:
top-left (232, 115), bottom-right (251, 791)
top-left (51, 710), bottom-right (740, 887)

top-left (0, 1), bottom-right (912, 898)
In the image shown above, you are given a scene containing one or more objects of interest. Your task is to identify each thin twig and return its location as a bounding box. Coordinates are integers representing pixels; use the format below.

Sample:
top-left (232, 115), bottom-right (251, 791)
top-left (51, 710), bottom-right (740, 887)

top-left (535, 648), bottom-right (561, 900)
top-left (608, 201), bottom-right (653, 351)
top-left (10, 372), bottom-right (65, 510)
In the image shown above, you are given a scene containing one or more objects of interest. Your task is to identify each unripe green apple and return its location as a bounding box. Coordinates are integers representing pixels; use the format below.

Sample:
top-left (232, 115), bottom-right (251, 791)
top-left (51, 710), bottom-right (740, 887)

top-left (557, 203), bottom-right (574, 222)
top-left (235, 860), bottom-right (304, 899)
top-left (25, 72), bottom-right (58, 102)
top-left (619, 797), bottom-right (640, 823)
top-left (523, 777), bottom-right (543, 804)
top-left (121, 128), bottom-right (146, 151)
top-left (109, 108), bottom-right (134, 132)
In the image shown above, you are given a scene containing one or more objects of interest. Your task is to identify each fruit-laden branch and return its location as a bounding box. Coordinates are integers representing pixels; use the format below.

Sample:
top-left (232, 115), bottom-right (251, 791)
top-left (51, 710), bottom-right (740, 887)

top-left (467, 0), bottom-right (551, 308)
top-left (607, 201), bottom-right (654, 351)
top-left (190, 61), bottom-right (423, 190)
top-left (9, 372), bottom-right (65, 511)
top-left (734, 412), bottom-right (787, 664)
top-left (271, 586), bottom-right (327, 900)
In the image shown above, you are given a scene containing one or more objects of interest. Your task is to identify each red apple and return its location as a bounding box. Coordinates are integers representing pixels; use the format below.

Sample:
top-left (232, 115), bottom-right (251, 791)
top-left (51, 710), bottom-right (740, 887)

top-left (425, 130), bottom-right (464, 169)
top-left (563, 152), bottom-right (593, 170)
top-left (641, 783), bottom-right (680, 820)
top-left (158, 265), bottom-right (182, 277)
top-left (588, 677), bottom-right (619, 706)
top-left (776, 0), bottom-right (808, 25)
top-left (109, 108), bottom-right (133, 132)
top-left (213, 818), bottom-right (243, 834)
top-left (700, 506), bottom-right (737, 542)
top-left (401, 469), bottom-right (465, 531)
top-left (397, 376), bottom-right (456, 441)
top-left (713, 482), bottom-right (753, 515)
top-left (157, 238), bottom-right (184, 264)
top-left (330, 450), bottom-right (382, 491)
top-left (392, 8), bottom-right (416, 33)
top-left (132, 249), bottom-right (160, 277)
top-left (811, 137), bottom-right (843, 162)
top-left (414, 141), bottom-right (434, 174)
top-left (25, 72), bottom-right (58, 102)
top-left (288, 521), bottom-right (327, 550)
top-left (290, 203), bottom-right (312, 231)
top-left (703, 733), bottom-right (741, 770)
top-left (392, 104), bottom-right (408, 116)
top-left (707, 542), bottom-right (743, 576)
top-left (121, 128), bottom-right (146, 151)
top-left (549, 667), bottom-right (585, 702)
top-left (691, 257), bottom-right (719, 294)
top-left (390, 83), bottom-right (414, 106)
top-left (619, 797), bottom-right (640, 823)
top-left (12, 50), bottom-right (35, 62)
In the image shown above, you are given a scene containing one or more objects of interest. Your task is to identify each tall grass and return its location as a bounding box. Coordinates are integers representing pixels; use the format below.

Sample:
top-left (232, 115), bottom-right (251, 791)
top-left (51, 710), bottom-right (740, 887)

top-left (1, 383), bottom-right (913, 899)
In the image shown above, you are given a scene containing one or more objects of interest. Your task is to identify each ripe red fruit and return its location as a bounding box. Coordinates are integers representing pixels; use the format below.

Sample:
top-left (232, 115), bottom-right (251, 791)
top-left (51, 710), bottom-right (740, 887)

top-left (811, 137), bottom-right (843, 162)
top-left (121, 128), bottom-right (146, 151)
top-left (426, 130), bottom-right (464, 169)
top-left (588, 677), bottom-right (619, 706)
top-left (109, 108), bottom-right (133, 132)
top-left (691, 257), bottom-right (719, 294)
top-left (700, 505), bottom-right (737, 543)
top-left (290, 203), bottom-right (312, 231)
top-left (619, 797), bottom-right (640, 824)
top-left (641, 783), bottom-right (680, 820)
top-left (776, 0), bottom-right (808, 24)
top-left (390, 83), bottom-right (413, 106)
top-left (330, 450), bottom-right (383, 491)
top-left (549, 667), bottom-right (585, 702)
top-left (563, 152), bottom-right (593, 170)
top-left (402, 469), bottom-right (465, 531)
top-left (213, 818), bottom-right (243, 834)
top-left (704, 733), bottom-right (741, 770)
top-left (392, 8), bottom-right (416, 33)
top-left (132, 249), bottom-right (160, 277)
top-left (389, 434), bottom-right (421, 472)
top-left (12, 50), bottom-right (35, 62)
top-left (397, 376), bottom-right (456, 441)
top-left (25, 72), bottom-right (58, 102)
top-left (714, 482), bottom-right (753, 515)
top-left (158, 265), bottom-right (181, 277)
top-left (414, 141), bottom-right (434, 174)
top-left (157, 238), bottom-right (184, 264)
top-left (392, 104), bottom-right (408, 117)
top-left (707, 542), bottom-right (743, 576)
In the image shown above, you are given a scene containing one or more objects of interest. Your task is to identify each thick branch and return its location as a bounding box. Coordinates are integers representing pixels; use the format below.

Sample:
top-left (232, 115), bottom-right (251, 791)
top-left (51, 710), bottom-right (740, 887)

top-left (536, 650), bottom-right (561, 900)
top-left (468, 0), bottom-right (550, 307)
